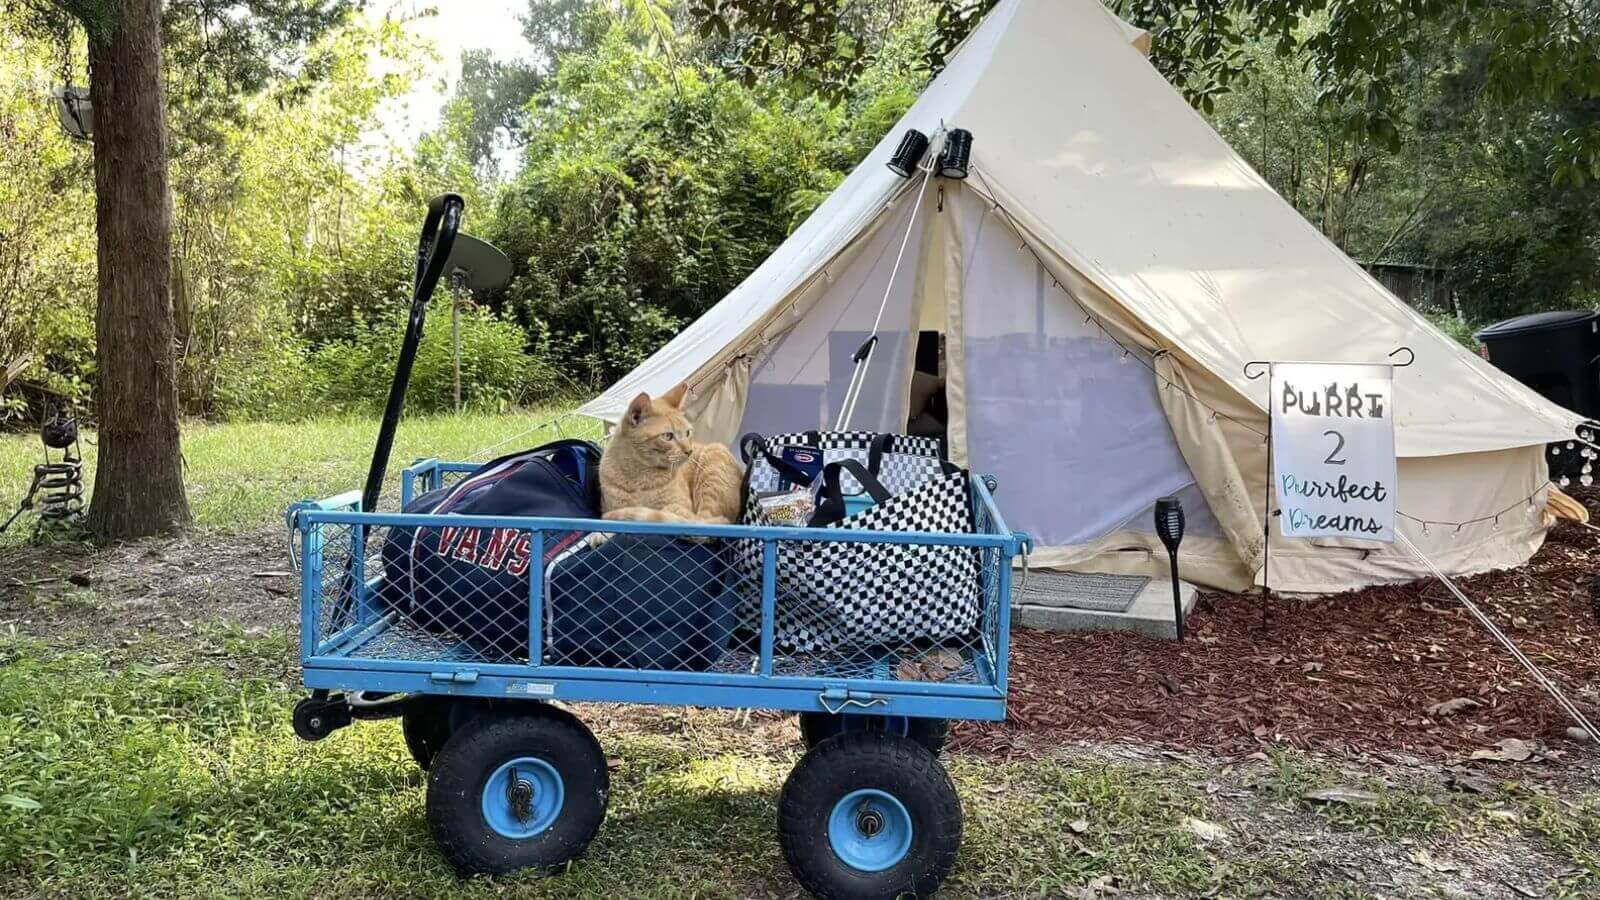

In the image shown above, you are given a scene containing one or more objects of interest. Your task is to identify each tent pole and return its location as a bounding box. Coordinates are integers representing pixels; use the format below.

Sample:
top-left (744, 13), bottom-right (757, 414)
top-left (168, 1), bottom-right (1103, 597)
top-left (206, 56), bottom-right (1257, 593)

top-left (1397, 531), bottom-right (1600, 743)
top-left (836, 167), bottom-right (936, 432)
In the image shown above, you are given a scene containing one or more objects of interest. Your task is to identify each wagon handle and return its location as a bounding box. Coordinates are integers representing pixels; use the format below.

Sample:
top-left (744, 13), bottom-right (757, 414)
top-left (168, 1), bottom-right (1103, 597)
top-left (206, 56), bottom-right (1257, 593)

top-left (362, 194), bottom-right (466, 514)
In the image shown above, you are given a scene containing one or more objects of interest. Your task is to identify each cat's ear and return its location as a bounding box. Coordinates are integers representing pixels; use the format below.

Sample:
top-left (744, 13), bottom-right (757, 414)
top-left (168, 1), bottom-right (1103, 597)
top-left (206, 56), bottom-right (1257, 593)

top-left (626, 393), bottom-right (652, 426)
top-left (662, 382), bottom-right (688, 409)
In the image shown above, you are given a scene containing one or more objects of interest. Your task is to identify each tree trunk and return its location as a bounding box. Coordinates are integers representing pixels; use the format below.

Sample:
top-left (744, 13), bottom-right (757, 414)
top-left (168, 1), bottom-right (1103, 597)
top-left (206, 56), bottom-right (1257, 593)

top-left (83, 0), bottom-right (192, 539)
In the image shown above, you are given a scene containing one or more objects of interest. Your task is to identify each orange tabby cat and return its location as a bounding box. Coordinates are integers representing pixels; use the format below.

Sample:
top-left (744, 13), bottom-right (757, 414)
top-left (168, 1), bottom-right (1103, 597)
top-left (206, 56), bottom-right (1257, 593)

top-left (598, 383), bottom-right (743, 528)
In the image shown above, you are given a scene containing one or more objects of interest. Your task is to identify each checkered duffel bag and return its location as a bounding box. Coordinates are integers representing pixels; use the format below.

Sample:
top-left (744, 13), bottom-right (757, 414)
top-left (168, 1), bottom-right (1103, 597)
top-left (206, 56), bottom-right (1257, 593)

top-left (736, 431), bottom-right (982, 654)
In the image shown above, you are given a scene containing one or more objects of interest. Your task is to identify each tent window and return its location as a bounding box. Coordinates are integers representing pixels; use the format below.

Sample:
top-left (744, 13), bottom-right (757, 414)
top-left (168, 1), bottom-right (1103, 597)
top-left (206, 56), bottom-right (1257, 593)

top-left (948, 188), bottom-right (1218, 546)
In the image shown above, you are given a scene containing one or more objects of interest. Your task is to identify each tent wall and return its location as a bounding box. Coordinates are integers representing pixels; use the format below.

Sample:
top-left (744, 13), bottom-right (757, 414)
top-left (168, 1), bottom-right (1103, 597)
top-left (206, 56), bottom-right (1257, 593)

top-left (1259, 446), bottom-right (1552, 594)
top-left (944, 180), bottom-right (1557, 592)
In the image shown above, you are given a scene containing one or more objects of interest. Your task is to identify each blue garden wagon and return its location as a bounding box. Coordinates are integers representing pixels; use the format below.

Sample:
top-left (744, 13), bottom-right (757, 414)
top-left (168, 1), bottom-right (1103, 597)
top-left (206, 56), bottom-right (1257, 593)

top-left (287, 195), bottom-right (1028, 899)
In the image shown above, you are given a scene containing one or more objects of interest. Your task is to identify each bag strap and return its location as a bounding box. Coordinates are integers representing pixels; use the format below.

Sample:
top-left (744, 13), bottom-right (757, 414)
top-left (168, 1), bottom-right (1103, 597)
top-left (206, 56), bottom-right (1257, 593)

top-left (867, 433), bottom-right (895, 474)
top-left (739, 431), bottom-right (819, 488)
top-left (810, 460), bottom-right (893, 527)
top-left (738, 432), bottom-right (766, 464)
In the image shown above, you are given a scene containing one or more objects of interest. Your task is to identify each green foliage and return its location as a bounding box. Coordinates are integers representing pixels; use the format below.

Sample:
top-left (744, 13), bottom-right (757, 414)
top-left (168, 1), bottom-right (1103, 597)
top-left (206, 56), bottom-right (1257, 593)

top-left (485, 21), bottom-right (925, 390)
top-left (0, 26), bottom-right (97, 419)
top-left (1422, 312), bottom-right (1483, 352)
top-left (306, 309), bottom-right (564, 417)
top-left (4, 0), bottom-right (1599, 432)
top-left (688, 1), bottom-right (1600, 182)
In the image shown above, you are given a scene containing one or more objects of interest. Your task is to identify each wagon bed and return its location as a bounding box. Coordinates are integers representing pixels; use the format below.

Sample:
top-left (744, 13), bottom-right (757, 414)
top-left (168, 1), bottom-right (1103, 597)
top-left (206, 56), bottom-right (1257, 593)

top-left (291, 458), bottom-right (1025, 724)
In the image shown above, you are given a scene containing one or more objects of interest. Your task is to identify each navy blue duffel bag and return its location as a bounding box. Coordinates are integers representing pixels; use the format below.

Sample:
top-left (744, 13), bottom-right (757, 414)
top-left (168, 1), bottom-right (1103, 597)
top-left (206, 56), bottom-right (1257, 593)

top-left (377, 439), bottom-right (736, 670)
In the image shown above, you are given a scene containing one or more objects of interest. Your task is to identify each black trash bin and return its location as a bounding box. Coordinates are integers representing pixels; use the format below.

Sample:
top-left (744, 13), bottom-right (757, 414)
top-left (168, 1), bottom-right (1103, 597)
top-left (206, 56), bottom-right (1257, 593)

top-left (1477, 310), bottom-right (1600, 418)
top-left (1477, 310), bottom-right (1598, 481)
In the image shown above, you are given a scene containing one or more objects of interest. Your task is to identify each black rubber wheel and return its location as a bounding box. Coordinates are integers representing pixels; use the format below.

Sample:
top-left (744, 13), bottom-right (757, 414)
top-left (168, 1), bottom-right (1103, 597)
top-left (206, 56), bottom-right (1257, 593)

top-left (426, 706), bottom-right (609, 876)
top-left (799, 713), bottom-right (948, 756)
top-left (401, 696), bottom-right (456, 771)
top-left (402, 697), bottom-right (510, 771)
top-left (778, 732), bottom-right (962, 900)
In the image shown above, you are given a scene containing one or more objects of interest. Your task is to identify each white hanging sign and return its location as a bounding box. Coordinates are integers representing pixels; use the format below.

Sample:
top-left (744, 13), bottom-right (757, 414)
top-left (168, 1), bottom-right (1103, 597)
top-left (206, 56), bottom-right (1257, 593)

top-left (1270, 362), bottom-right (1398, 543)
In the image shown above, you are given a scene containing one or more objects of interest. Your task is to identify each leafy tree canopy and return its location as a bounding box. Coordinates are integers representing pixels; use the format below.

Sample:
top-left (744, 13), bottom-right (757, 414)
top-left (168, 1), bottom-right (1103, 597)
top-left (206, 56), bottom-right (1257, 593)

top-left (686, 0), bottom-right (1600, 183)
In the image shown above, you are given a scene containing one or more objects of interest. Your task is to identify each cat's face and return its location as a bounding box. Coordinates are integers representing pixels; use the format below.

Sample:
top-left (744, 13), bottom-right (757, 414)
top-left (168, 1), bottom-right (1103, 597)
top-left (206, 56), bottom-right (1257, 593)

top-left (619, 384), bottom-right (694, 469)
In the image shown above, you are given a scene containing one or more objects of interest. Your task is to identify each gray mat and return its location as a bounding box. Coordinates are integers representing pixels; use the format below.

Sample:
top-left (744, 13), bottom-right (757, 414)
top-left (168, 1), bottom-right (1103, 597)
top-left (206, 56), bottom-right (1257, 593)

top-left (1013, 571), bottom-right (1151, 614)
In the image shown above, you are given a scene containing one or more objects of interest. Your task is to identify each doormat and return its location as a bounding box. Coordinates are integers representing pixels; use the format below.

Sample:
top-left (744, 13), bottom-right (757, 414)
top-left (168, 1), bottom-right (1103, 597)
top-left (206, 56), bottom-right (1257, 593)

top-left (1014, 571), bottom-right (1151, 614)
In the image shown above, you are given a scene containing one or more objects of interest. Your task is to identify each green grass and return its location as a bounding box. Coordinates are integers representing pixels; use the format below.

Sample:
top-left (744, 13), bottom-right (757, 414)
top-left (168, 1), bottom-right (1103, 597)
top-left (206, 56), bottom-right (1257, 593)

top-left (0, 640), bottom-right (1271, 898)
top-left (0, 408), bottom-right (592, 537)
top-left (1252, 748), bottom-right (1454, 838)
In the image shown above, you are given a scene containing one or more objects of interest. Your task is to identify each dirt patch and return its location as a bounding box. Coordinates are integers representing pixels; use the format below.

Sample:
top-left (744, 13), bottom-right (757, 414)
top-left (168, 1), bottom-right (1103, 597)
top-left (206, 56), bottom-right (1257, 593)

top-left (958, 505), bottom-right (1600, 762)
top-left (0, 526), bottom-right (296, 662)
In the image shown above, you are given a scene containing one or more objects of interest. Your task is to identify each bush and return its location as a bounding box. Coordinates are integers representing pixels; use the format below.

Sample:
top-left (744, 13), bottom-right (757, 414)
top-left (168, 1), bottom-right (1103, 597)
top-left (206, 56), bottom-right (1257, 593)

top-left (307, 309), bottom-right (564, 415)
top-left (209, 326), bottom-right (319, 422)
top-left (1422, 311), bottom-right (1484, 352)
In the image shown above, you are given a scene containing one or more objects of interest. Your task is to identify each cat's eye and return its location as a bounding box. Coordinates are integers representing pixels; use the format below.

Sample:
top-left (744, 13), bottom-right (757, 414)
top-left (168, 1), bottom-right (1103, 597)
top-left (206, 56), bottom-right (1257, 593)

top-left (658, 432), bottom-right (674, 442)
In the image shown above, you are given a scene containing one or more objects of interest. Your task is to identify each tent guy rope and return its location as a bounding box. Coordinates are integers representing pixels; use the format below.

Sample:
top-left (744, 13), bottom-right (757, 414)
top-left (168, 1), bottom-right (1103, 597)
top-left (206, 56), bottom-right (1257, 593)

top-left (1397, 530), bottom-right (1600, 744)
top-left (836, 145), bottom-right (942, 431)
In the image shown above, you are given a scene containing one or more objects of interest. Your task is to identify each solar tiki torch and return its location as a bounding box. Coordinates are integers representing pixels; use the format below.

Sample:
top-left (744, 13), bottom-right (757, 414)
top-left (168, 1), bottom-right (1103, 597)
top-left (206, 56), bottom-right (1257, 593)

top-left (1154, 496), bottom-right (1186, 641)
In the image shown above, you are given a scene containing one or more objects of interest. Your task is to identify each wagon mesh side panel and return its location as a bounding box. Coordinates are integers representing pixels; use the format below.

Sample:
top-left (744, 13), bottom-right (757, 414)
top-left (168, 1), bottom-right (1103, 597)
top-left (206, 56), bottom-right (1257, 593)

top-left (540, 534), bottom-right (759, 672)
top-left (303, 483), bottom-right (1009, 688)
top-left (307, 521), bottom-right (546, 665)
top-left (975, 493), bottom-right (1005, 685)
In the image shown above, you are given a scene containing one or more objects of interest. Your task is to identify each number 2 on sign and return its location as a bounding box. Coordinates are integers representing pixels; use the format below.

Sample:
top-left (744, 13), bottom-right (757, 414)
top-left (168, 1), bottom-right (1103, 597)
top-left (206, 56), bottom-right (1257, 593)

top-left (1323, 430), bottom-right (1348, 466)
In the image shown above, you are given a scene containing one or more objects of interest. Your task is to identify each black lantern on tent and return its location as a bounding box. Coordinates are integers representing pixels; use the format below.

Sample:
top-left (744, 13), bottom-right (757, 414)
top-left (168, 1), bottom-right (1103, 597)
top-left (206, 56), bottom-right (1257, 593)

top-left (937, 128), bottom-right (974, 179)
top-left (1154, 496), bottom-right (1187, 641)
top-left (887, 128), bottom-right (931, 178)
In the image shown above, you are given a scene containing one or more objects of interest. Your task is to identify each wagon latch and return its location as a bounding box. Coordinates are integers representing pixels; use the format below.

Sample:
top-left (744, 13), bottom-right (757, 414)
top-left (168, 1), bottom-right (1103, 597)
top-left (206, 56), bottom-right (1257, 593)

top-left (818, 687), bottom-right (888, 715)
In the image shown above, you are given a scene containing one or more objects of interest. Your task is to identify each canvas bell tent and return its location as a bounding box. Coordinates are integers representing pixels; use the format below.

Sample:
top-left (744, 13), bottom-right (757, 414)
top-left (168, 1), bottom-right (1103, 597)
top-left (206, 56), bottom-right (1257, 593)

top-left (579, 0), bottom-right (1585, 593)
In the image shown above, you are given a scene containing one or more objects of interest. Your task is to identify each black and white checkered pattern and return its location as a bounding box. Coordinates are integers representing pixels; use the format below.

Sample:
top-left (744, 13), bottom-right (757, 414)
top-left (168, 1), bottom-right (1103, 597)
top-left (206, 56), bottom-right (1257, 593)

top-left (737, 432), bottom-right (981, 654)
top-left (747, 432), bottom-right (947, 496)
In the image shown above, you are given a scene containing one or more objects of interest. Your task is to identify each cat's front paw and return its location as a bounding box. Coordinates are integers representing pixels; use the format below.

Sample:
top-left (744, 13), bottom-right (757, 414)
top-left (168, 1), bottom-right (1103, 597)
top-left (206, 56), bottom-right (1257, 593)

top-left (586, 530), bottom-right (614, 549)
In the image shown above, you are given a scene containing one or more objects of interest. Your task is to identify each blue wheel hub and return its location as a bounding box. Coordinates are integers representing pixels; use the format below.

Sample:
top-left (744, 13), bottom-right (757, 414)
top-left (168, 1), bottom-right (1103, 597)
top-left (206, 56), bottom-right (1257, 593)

top-left (481, 756), bottom-right (564, 840)
top-left (827, 789), bottom-right (913, 872)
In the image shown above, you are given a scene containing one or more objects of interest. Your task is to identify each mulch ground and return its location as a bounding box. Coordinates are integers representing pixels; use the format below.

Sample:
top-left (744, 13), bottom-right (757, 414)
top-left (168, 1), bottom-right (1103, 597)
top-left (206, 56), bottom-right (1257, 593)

top-left (955, 491), bottom-right (1600, 760)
